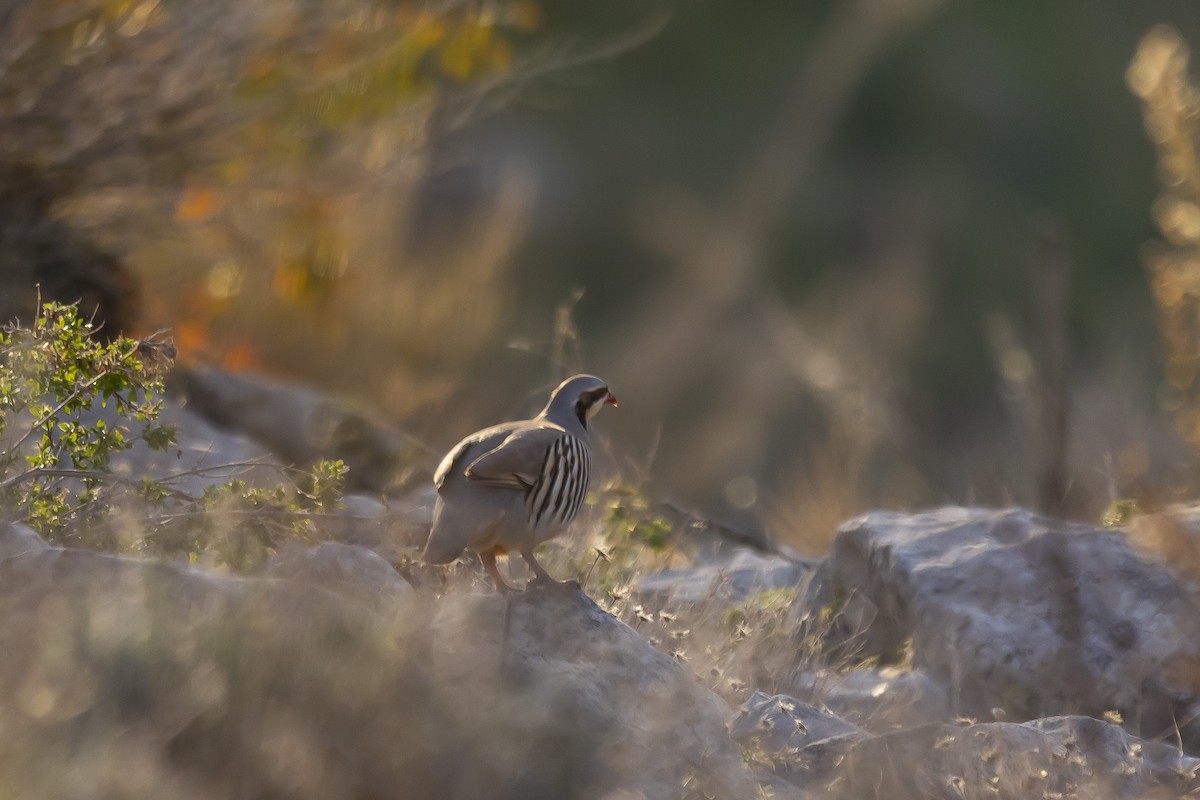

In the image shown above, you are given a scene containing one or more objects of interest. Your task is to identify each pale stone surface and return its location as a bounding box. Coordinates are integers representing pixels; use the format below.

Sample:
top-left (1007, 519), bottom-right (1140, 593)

top-left (827, 715), bottom-right (1199, 800)
top-left (634, 547), bottom-right (810, 604)
top-left (731, 691), bottom-right (869, 780)
top-left (431, 585), bottom-right (773, 800)
top-left (800, 507), bottom-right (1200, 748)
top-left (0, 521), bottom-right (50, 562)
top-left (266, 540), bottom-right (413, 608)
top-left (787, 666), bottom-right (952, 732)
top-left (172, 364), bottom-right (427, 492)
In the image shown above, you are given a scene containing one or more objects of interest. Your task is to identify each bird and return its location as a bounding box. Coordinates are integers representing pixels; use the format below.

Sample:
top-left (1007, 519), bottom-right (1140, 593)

top-left (421, 374), bottom-right (618, 592)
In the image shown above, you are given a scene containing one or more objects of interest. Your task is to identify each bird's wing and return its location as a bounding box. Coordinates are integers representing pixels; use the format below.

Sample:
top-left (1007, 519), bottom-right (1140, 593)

top-left (434, 438), bottom-right (472, 490)
top-left (433, 421), bottom-right (522, 490)
top-left (463, 424), bottom-right (566, 491)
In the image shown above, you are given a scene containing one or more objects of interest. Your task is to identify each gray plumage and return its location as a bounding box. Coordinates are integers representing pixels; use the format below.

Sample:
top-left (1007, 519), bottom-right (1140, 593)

top-left (421, 374), bottom-right (617, 590)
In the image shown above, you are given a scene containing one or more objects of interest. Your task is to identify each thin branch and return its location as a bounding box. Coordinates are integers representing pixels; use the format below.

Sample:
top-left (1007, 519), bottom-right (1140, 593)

top-left (0, 467), bottom-right (189, 499)
top-left (6, 367), bottom-right (114, 456)
top-left (0, 458), bottom-right (283, 494)
top-left (149, 508), bottom-right (376, 524)
top-left (153, 458), bottom-right (285, 483)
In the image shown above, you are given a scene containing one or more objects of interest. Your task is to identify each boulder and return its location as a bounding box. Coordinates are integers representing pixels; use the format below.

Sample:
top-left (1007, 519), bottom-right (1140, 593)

top-left (0, 541), bottom-right (583, 798)
top-left (325, 487), bottom-right (435, 562)
top-left (786, 666), bottom-right (952, 732)
top-left (431, 586), bottom-right (774, 799)
top-left (634, 547), bottom-right (810, 605)
top-left (827, 715), bottom-right (1199, 800)
top-left (731, 691), bottom-right (869, 780)
top-left (170, 364), bottom-right (428, 492)
top-left (265, 540), bottom-right (413, 609)
top-left (0, 535), bottom-right (800, 799)
top-left (0, 521), bottom-right (50, 562)
top-left (104, 398), bottom-right (283, 495)
top-left (800, 507), bottom-right (1200, 748)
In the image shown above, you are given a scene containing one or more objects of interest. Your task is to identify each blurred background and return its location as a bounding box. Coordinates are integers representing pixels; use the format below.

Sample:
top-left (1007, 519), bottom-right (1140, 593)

top-left (3, 0), bottom-right (1200, 552)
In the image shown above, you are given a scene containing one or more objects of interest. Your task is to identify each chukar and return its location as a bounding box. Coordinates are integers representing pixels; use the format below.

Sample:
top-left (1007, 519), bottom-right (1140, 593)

top-left (421, 374), bottom-right (618, 591)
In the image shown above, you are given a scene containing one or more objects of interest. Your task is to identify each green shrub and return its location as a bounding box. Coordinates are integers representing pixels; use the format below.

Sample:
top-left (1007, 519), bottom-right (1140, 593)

top-left (0, 302), bottom-right (346, 569)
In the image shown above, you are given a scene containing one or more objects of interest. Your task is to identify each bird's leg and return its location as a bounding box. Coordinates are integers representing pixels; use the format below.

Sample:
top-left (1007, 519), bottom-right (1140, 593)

top-left (520, 547), bottom-right (578, 589)
top-left (480, 549), bottom-right (517, 593)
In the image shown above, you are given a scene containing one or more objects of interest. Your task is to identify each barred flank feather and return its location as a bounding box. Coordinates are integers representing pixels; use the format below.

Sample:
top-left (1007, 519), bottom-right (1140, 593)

top-left (526, 434), bottom-right (590, 529)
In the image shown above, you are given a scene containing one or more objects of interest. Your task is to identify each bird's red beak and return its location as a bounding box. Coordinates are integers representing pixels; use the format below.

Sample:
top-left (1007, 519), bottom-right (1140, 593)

top-left (606, 391), bottom-right (619, 408)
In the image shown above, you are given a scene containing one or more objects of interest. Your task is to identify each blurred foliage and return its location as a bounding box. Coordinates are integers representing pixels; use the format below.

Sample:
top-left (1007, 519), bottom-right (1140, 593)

top-left (7, 0), bottom-right (1200, 546)
top-left (1130, 27), bottom-right (1200, 451)
top-left (0, 303), bottom-right (348, 569)
top-left (512, 1), bottom-right (1200, 535)
top-left (0, 0), bottom-right (546, 424)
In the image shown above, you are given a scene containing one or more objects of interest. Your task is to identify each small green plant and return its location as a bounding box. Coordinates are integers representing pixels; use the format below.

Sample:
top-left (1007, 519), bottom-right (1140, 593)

top-left (574, 481), bottom-right (677, 595)
top-left (1101, 498), bottom-right (1142, 528)
top-left (165, 459), bottom-right (350, 570)
top-left (0, 302), bottom-right (178, 533)
top-left (0, 302), bottom-right (348, 570)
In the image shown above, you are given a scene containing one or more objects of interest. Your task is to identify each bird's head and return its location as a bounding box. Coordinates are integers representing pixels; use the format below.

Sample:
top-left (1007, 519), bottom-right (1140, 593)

top-left (542, 374), bottom-right (617, 429)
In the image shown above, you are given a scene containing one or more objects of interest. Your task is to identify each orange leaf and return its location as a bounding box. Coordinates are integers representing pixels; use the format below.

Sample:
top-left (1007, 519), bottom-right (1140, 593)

top-left (176, 321), bottom-right (210, 354)
top-left (175, 186), bottom-right (219, 221)
top-left (224, 343), bottom-right (260, 372)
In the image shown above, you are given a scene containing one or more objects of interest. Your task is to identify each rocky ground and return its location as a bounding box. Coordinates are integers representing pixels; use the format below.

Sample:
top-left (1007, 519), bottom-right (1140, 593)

top-left (1, 370), bottom-right (1198, 799)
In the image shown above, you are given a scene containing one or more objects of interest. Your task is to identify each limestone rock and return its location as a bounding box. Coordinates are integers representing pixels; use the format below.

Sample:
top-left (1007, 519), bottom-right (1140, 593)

top-left (0, 540), bottom-right (621, 799)
top-left (731, 691), bottom-right (869, 780)
top-left (634, 547), bottom-right (810, 605)
top-left (431, 586), bottom-right (770, 799)
top-left (801, 507), bottom-right (1200, 748)
top-left (325, 488), bottom-right (435, 562)
top-left (266, 540), bottom-right (412, 609)
top-left (0, 521), bottom-right (50, 562)
top-left (171, 364), bottom-right (428, 492)
top-left (827, 715), bottom-right (1199, 800)
top-left (787, 666), bottom-right (952, 733)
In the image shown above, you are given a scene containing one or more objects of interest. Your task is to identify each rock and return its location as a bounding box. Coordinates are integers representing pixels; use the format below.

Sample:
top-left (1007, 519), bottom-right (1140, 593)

top-left (430, 586), bottom-right (773, 800)
top-left (323, 488), bottom-right (434, 562)
top-left (734, 692), bottom-right (1198, 797)
top-left (826, 715), bottom-right (1200, 800)
top-left (0, 539), bottom-right (666, 799)
top-left (787, 666), bottom-right (952, 733)
top-left (171, 364), bottom-right (428, 492)
top-left (266, 541), bottom-right (412, 608)
top-left (105, 398), bottom-right (284, 495)
top-left (0, 521), bottom-right (50, 562)
top-left (653, 500), bottom-right (809, 563)
top-left (634, 547), bottom-right (810, 605)
top-left (0, 542), bottom-right (248, 611)
top-left (2, 389), bottom-right (285, 498)
top-left (731, 691), bottom-right (869, 780)
top-left (800, 507), bottom-right (1200, 749)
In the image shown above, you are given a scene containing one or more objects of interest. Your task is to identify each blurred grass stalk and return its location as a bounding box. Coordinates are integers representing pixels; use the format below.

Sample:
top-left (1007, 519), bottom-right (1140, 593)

top-left (1130, 26), bottom-right (1200, 454)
